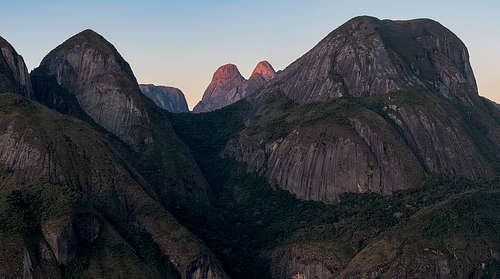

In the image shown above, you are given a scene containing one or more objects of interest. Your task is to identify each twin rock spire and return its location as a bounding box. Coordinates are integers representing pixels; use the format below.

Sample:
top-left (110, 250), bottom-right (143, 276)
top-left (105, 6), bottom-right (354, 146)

top-left (139, 61), bottom-right (277, 113)
top-left (192, 61), bottom-right (277, 112)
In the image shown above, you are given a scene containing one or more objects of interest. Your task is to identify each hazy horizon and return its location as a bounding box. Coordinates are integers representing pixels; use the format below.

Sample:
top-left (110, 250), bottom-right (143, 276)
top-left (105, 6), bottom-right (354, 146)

top-left (2, 0), bottom-right (499, 109)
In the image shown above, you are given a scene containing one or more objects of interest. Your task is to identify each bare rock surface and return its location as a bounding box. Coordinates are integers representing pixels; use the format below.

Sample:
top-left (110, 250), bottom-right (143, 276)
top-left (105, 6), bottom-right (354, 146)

top-left (223, 16), bottom-right (496, 203)
top-left (35, 28), bottom-right (213, 212)
top-left (270, 245), bottom-right (334, 279)
top-left (41, 214), bottom-right (101, 265)
top-left (193, 61), bottom-right (276, 112)
top-left (224, 106), bottom-right (427, 203)
top-left (139, 84), bottom-right (189, 112)
top-left (258, 16), bottom-right (478, 104)
top-left (38, 30), bottom-right (151, 149)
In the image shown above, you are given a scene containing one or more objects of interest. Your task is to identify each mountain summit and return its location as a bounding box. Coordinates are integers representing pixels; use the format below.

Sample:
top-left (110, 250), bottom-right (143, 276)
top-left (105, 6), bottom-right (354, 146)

top-left (223, 16), bottom-right (498, 204)
top-left (31, 29), bottom-right (228, 277)
top-left (249, 60), bottom-right (276, 82)
top-left (192, 61), bottom-right (276, 112)
top-left (202, 64), bottom-right (246, 101)
top-left (259, 16), bottom-right (477, 105)
top-left (38, 28), bottom-right (145, 147)
top-left (170, 16), bottom-right (500, 278)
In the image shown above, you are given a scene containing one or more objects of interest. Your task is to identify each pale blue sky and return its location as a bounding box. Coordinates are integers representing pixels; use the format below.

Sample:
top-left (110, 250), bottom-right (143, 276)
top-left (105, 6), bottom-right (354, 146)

top-left (2, 0), bottom-right (499, 108)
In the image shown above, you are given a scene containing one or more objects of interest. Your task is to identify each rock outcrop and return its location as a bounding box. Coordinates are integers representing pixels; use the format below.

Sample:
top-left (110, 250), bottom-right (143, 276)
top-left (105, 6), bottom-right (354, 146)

top-left (0, 35), bottom-right (32, 97)
top-left (0, 93), bottom-right (228, 278)
top-left (224, 97), bottom-right (429, 203)
top-left (139, 84), bottom-right (189, 112)
top-left (34, 29), bottom-right (213, 211)
top-left (41, 214), bottom-right (101, 265)
top-left (246, 61), bottom-right (277, 93)
top-left (270, 245), bottom-right (334, 279)
top-left (258, 16), bottom-right (478, 105)
top-left (37, 30), bottom-right (151, 149)
top-left (193, 61), bottom-right (276, 112)
top-left (222, 17), bottom-right (497, 203)
top-left (193, 64), bottom-right (246, 113)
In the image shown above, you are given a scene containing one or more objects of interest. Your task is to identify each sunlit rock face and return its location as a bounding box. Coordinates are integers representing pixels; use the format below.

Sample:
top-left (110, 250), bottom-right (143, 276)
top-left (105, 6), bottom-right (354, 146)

top-left (193, 61), bottom-right (276, 112)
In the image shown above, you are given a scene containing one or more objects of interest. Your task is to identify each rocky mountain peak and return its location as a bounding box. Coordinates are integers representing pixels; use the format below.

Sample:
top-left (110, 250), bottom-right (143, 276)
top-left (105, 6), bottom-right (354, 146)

top-left (36, 29), bottom-right (215, 215)
top-left (211, 64), bottom-right (245, 83)
top-left (259, 16), bottom-right (478, 105)
top-left (250, 60), bottom-right (276, 82)
top-left (53, 29), bottom-right (107, 52)
top-left (60, 29), bottom-right (115, 52)
top-left (192, 64), bottom-right (246, 113)
top-left (193, 61), bottom-right (276, 112)
top-left (42, 29), bottom-right (137, 83)
top-left (37, 29), bottom-right (147, 148)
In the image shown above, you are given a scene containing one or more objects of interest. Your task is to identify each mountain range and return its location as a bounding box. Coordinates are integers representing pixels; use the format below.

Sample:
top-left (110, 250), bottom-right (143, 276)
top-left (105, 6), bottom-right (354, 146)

top-left (0, 16), bottom-right (498, 279)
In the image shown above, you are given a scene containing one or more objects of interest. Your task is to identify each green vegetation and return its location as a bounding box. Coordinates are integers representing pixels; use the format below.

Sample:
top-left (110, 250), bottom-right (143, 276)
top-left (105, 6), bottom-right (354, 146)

top-left (0, 94), bottom-right (191, 278)
top-left (168, 89), bottom-right (499, 278)
top-left (339, 189), bottom-right (499, 278)
top-left (1, 15), bottom-right (496, 278)
top-left (0, 178), bottom-right (181, 278)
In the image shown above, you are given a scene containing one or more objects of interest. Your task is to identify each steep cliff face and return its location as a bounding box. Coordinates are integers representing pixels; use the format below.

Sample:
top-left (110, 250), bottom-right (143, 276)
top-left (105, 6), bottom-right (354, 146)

top-left (391, 102), bottom-right (492, 179)
top-left (0, 35), bottom-right (32, 97)
top-left (0, 93), bottom-right (227, 279)
top-left (170, 98), bottom-right (499, 279)
top-left (224, 93), bottom-right (435, 203)
top-left (139, 84), bottom-right (189, 112)
top-left (270, 244), bottom-right (334, 279)
top-left (193, 61), bottom-right (276, 112)
top-left (259, 16), bottom-right (477, 105)
top-left (193, 64), bottom-right (246, 113)
top-left (226, 92), bottom-right (495, 203)
top-left (41, 214), bottom-right (101, 265)
top-left (37, 30), bottom-right (150, 149)
top-left (222, 17), bottom-right (497, 203)
top-left (246, 61), bottom-right (277, 93)
top-left (34, 29), bottom-right (212, 211)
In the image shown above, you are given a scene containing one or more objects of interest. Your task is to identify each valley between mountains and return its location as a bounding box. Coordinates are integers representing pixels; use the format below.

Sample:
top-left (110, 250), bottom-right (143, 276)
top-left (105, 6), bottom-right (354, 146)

top-left (0, 16), bottom-right (499, 279)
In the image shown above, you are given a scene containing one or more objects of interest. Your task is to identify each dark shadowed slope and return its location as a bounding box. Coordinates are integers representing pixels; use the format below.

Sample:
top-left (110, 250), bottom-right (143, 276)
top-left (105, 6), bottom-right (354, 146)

top-left (168, 17), bottom-right (500, 277)
top-left (0, 93), bottom-right (227, 279)
top-left (0, 35), bottom-right (32, 97)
